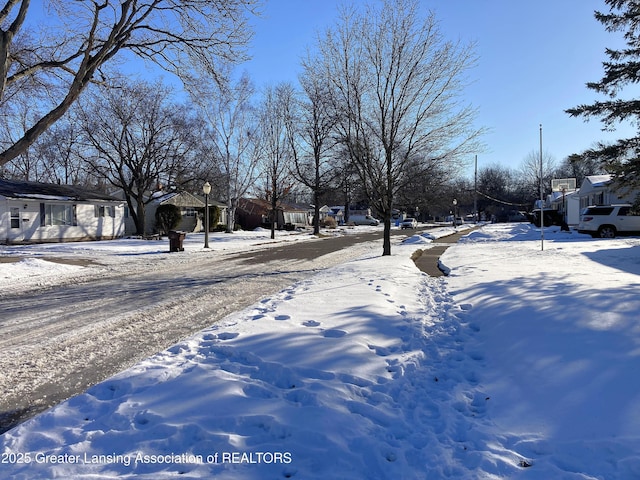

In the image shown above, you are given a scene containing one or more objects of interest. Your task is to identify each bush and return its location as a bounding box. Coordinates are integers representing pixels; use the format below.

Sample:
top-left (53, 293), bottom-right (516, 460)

top-left (320, 216), bottom-right (337, 229)
top-left (203, 205), bottom-right (220, 231)
top-left (155, 204), bottom-right (182, 234)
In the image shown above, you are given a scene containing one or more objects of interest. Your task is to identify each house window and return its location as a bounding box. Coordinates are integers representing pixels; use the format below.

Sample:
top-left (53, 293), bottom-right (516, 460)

top-left (10, 207), bottom-right (20, 228)
top-left (95, 205), bottom-right (115, 218)
top-left (595, 192), bottom-right (604, 205)
top-left (41, 203), bottom-right (76, 226)
top-left (182, 208), bottom-right (196, 217)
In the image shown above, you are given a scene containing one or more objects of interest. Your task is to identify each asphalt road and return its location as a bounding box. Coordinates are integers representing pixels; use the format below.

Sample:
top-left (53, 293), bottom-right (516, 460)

top-left (0, 227), bottom-right (431, 434)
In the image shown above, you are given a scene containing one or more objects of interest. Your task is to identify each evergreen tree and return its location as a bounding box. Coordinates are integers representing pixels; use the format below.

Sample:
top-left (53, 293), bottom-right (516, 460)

top-left (566, 0), bottom-right (640, 193)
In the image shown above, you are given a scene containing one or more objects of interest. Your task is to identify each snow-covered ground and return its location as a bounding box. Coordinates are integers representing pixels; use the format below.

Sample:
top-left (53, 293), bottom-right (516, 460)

top-left (0, 227), bottom-right (326, 298)
top-left (1, 223), bottom-right (639, 479)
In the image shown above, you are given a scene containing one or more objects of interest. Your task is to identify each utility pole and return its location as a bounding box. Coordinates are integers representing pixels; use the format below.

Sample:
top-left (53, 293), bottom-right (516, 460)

top-left (474, 155), bottom-right (478, 223)
top-left (539, 124), bottom-right (544, 251)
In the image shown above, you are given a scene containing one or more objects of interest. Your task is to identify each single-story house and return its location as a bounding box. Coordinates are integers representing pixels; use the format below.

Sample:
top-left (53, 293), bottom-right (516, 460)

top-left (143, 191), bottom-right (227, 235)
top-left (577, 174), bottom-right (638, 209)
top-left (0, 178), bottom-right (125, 244)
top-left (237, 198), bottom-right (310, 230)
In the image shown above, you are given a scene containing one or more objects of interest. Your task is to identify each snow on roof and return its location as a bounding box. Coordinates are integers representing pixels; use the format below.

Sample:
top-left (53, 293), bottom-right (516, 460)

top-left (13, 193), bottom-right (75, 201)
top-left (585, 174), bottom-right (612, 187)
top-left (150, 191), bottom-right (178, 203)
top-left (0, 179), bottom-right (120, 202)
top-left (151, 191), bottom-right (206, 208)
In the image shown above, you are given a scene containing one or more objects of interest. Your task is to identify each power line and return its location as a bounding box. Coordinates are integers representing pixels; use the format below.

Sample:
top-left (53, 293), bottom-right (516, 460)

top-left (475, 190), bottom-right (530, 207)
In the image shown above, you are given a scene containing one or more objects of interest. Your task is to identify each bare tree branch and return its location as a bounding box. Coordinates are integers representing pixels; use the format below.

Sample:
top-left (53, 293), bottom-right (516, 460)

top-left (0, 0), bottom-right (259, 166)
top-left (314, 0), bottom-right (482, 255)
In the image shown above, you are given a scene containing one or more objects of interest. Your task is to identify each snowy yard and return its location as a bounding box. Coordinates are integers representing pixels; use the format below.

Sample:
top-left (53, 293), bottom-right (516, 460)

top-left (1, 223), bottom-right (639, 479)
top-left (0, 228), bottom-right (322, 298)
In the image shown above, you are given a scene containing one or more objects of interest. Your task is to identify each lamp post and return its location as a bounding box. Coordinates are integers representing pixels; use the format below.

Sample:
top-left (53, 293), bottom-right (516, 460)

top-left (453, 198), bottom-right (458, 226)
top-left (203, 181), bottom-right (211, 249)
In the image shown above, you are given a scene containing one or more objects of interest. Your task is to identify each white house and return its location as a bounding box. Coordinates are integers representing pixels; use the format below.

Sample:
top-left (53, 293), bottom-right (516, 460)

top-left (0, 179), bottom-right (125, 244)
top-left (577, 174), bottom-right (638, 209)
top-left (318, 205), bottom-right (345, 224)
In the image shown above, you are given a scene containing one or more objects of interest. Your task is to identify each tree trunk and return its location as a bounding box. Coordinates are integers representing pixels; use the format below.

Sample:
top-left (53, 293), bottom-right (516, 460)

top-left (0, 0), bottom-right (30, 100)
top-left (226, 204), bottom-right (236, 233)
top-left (383, 217), bottom-right (391, 256)
top-left (135, 201), bottom-right (146, 236)
top-left (270, 195), bottom-right (277, 240)
top-left (313, 190), bottom-right (320, 235)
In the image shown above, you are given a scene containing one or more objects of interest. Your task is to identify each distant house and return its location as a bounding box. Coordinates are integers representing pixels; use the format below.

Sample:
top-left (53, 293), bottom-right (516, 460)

top-left (143, 191), bottom-right (227, 235)
top-left (0, 178), bottom-right (125, 244)
top-left (315, 205), bottom-right (344, 225)
top-left (577, 175), bottom-right (638, 209)
top-left (548, 190), bottom-right (581, 226)
top-left (237, 198), bottom-right (310, 231)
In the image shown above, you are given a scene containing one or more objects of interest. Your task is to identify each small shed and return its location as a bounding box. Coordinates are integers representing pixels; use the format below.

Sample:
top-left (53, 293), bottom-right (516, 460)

top-left (0, 178), bottom-right (125, 244)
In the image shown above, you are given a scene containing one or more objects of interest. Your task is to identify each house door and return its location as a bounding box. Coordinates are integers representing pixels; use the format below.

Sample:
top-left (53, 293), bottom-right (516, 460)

top-left (9, 207), bottom-right (24, 242)
top-left (9, 206), bottom-right (37, 242)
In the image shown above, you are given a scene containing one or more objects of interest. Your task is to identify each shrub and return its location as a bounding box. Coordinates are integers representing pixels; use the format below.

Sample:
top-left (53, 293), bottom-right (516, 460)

top-left (155, 204), bottom-right (182, 234)
top-left (320, 216), bottom-right (337, 229)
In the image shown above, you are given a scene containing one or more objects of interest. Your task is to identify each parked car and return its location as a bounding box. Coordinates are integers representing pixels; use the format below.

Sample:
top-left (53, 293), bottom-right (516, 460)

top-left (400, 217), bottom-right (418, 229)
top-left (531, 209), bottom-right (563, 227)
top-left (578, 204), bottom-right (640, 238)
top-left (348, 214), bottom-right (380, 226)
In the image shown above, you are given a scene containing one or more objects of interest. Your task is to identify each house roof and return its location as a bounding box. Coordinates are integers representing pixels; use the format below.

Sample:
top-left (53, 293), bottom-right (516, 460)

top-left (0, 178), bottom-right (120, 202)
top-left (578, 174), bottom-right (613, 196)
top-left (150, 191), bottom-right (226, 209)
top-left (152, 191), bottom-right (205, 208)
top-left (585, 174), bottom-right (612, 188)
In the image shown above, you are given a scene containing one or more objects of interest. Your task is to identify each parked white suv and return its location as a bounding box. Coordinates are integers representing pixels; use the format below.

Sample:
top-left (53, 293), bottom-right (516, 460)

top-left (578, 204), bottom-right (640, 238)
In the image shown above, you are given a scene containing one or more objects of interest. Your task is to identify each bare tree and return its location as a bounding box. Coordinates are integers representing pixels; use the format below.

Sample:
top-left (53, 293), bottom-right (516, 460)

top-left (258, 83), bottom-right (296, 239)
top-left (77, 80), bottom-right (202, 235)
top-left (0, 96), bottom-right (41, 180)
top-left (35, 122), bottom-right (90, 185)
top-left (0, 0), bottom-right (258, 167)
top-left (394, 152), bottom-right (455, 218)
top-left (519, 150), bottom-right (557, 204)
top-left (314, 0), bottom-right (481, 255)
top-left (188, 72), bottom-right (261, 233)
top-left (289, 56), bottom-right (340, 235)
top-left (555, 153), bottom-right (605, 187)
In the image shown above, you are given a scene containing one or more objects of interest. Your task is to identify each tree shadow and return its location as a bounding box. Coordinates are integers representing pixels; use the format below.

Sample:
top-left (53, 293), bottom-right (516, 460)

top-left (581, 243), bottom-right (640, 276)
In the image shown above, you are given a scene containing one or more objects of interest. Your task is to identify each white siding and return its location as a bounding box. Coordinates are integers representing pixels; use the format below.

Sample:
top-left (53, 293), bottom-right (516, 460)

top-left (1, 199), bottom-right (125, 244)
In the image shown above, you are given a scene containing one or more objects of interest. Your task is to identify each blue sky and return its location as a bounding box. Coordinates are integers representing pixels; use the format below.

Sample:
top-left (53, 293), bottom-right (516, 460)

top-left (243, 0), bottom-right (635, 176)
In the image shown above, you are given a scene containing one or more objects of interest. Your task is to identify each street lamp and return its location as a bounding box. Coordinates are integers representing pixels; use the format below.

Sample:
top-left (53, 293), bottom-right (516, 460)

top-left (452, 198), bottom-right (458, 226)
top-left (203, 181), bottom-right (211, 249)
